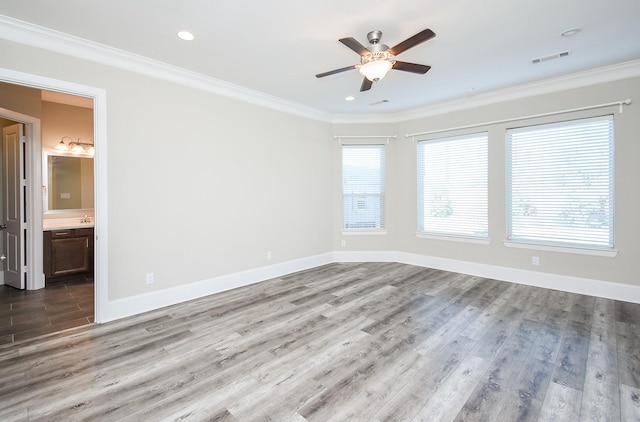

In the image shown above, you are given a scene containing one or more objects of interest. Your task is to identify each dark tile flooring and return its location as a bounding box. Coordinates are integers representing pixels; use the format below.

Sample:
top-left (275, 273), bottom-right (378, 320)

top-left (0, 274), bottom-right (94, 345)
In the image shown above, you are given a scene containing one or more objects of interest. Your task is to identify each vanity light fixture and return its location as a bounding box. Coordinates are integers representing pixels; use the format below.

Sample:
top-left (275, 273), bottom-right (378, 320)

top-left (55, 137), bottom-right (95, 155)
top-left (69, 140), bottom-right (95, 154)
top-left (55, 136), bottom-right (72, 151)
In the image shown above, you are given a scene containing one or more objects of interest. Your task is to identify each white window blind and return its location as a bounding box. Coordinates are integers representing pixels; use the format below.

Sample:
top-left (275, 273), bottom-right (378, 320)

top-left (506, 115), bottom-right (614, 249)
top-left (342, 145), bottom-right (385, 229)
top-left (417, 133), bottom-right (488, 238)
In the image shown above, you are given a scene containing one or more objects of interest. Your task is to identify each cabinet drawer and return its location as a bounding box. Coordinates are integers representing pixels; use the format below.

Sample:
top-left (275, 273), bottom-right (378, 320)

top-left (75, 228), bottom-right (94, 237)
top-left (50, 229), bottom-right (74, 238)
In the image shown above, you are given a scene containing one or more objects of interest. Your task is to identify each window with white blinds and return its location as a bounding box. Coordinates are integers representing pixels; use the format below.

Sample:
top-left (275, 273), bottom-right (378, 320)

top-left (417, 133), bottom-right (488, 238)
top-left (342, 145), bottom-right (385, 230)
top-left (506, 115), bottom-right (614, 250)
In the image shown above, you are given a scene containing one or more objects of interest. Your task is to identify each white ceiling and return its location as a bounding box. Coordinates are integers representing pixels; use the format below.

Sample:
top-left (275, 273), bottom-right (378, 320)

top-left (1, 0), bottom-right (639, 115)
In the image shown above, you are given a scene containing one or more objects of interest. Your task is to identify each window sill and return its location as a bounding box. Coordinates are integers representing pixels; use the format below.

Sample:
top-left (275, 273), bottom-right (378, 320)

top-left (503, 241), bottom-right (618, 257)
top-left (416, 233), bottom-right (490, 245)
top-left (342, 229), bottom-right (388, 236)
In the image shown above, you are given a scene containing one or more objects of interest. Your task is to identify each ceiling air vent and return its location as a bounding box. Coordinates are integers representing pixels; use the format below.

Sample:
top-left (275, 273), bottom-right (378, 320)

top-left (531, 51), bottom-right (571, 64)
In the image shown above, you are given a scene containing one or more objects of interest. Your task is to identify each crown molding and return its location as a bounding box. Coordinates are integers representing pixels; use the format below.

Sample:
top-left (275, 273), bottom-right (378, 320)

top-left (1, 15), bottom-right (638, 125)
top-left (332, 59), bottom-right (640, 124)
top-left (0, 15), bottom-right (333, 123)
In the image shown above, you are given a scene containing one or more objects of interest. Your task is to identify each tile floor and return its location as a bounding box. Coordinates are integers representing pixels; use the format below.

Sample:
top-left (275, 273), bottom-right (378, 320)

top-left (0, 273), bottom-right (94, 344)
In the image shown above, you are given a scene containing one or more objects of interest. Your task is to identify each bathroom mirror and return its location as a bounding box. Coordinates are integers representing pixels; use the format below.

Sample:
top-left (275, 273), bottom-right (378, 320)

top-left (43, 152), bottom-right (94, 213)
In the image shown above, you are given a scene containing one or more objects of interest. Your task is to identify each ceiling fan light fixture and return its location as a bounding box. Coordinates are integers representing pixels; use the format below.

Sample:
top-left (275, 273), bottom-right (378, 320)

top-left (359, 51), bottom-right (395, 82)
top-left (359, 60), bottom-right (393, 81)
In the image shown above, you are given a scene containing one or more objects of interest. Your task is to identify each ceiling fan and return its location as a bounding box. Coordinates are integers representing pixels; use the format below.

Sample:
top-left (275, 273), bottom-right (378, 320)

top-left (315, 29), bottom-right (436, 92)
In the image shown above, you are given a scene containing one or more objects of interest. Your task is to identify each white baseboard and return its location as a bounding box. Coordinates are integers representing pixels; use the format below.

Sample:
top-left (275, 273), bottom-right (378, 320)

top-left (332, 250), bottom-right (640, 304)
top-left (98, 249), bottom-right (640, 324)
top-left (98, 252), bottom-right (334, 323)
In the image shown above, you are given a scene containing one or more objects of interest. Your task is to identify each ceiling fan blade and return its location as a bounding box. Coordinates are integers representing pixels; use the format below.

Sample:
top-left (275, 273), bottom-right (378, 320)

top-left (392, 61), bottom-right (431, 74)
top-left (315, 65), bottom-right (357, 78)
top-left (389, 29), bottom-right (436, 56)
top-left (360, 77), bottom-right (373, 92)
top-left (339, 37), bottom-right (369, 55)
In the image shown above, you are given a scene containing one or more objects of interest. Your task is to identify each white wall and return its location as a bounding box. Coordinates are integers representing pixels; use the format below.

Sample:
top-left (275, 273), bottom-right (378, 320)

top-left (0, 38), bottom-right (334, 303)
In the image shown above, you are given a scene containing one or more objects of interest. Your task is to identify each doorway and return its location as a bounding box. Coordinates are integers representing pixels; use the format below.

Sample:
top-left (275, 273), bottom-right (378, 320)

top-left (0, 68), bottom-right (108, 329)
top-left (0, 91), bottom-right (96, 343)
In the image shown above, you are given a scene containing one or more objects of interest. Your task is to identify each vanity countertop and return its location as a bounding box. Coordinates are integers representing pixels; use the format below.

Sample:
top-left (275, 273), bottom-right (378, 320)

top-left (43, 218), bottom-right (94, 231)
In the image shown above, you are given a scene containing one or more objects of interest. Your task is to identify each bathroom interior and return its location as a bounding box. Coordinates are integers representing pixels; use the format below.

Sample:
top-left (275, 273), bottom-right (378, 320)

top-left (0, 85), bottom-right (95, 342)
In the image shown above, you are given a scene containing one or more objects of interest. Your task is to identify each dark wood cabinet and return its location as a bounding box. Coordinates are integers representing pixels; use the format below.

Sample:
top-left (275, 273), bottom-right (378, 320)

top-left (43, 228), bottom-right (94, 278)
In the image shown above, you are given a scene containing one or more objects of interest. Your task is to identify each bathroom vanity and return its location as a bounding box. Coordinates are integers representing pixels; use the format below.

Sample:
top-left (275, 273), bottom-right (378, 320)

top-left (42, 151), bottom-right (95, 279)
top-left (43, 226), bottom-right (94, 278)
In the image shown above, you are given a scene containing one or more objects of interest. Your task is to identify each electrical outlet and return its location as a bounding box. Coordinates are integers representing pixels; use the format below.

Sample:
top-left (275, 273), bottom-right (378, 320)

top-left (341, 240), bottom-right (346, 247)
top-left (531, 256), bottom-right (540, 266)
top-left (267, 251), bottom-right (272, 260)
top-left (146, 273), bottom-right (154, 284)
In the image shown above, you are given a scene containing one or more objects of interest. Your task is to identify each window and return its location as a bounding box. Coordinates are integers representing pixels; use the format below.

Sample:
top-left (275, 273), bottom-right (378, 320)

top-left (342, 145), bottom-right (385, 230)
top-left (506, 115), bottom-right (614, 250)
top-left (417, 133), bottom-right (488, 239)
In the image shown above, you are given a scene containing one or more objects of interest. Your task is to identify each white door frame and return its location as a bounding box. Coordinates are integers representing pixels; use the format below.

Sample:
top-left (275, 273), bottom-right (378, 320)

top-left (0, 68), bottom-right (108, 323)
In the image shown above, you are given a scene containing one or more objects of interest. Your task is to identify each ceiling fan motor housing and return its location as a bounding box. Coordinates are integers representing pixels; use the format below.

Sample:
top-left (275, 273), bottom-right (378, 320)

top-left (366, 30), bottom-right (390, 52)
top-left (367, 30), bottom-right (382, 43)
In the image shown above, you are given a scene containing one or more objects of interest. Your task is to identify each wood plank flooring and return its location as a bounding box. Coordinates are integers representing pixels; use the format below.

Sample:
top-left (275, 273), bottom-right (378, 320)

top-left (0, 262), bottom-right (638, 421)
top-left (0, 274), bottom-right (94, 345)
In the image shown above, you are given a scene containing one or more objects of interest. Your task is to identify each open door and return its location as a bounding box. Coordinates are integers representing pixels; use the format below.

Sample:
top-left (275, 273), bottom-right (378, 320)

top-left (2, 123), bottom-right (26, 289)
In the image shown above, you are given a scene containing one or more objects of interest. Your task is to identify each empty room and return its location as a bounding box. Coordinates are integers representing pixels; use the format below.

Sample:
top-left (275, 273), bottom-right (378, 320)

top-left (0, 1), bottom-right (639, 421)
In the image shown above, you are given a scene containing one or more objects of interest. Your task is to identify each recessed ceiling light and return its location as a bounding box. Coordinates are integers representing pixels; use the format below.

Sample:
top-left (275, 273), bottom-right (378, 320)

top-left (561, 28), bottom-right (581, 37)
top-left (345, 96), bottom-right (355, 101)
top-left (177, 31), bottom-right (195, 41)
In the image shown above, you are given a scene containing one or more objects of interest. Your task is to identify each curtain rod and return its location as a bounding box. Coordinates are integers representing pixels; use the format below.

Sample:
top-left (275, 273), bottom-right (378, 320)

top-left (405, 98), bottom-right (632, 140)
top-left (334, 135), bottom-right (397, 144)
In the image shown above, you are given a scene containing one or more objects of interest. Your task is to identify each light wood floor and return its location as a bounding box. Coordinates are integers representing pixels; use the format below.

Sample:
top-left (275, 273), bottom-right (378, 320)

top-left (0, 262), bottom-right (638, 421)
